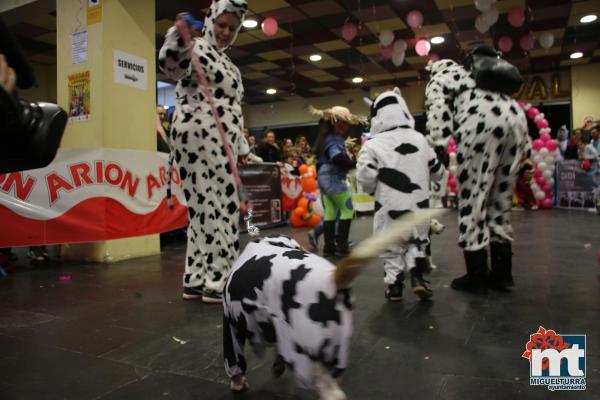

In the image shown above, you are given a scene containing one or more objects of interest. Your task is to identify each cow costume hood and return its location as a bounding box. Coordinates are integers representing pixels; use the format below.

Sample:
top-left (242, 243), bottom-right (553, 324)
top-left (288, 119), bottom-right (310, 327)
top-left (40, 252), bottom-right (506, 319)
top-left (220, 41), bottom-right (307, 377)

top-left (364, 87), bottom-right (415, 135)
top-left (203, 0), bottom-right (248, 52)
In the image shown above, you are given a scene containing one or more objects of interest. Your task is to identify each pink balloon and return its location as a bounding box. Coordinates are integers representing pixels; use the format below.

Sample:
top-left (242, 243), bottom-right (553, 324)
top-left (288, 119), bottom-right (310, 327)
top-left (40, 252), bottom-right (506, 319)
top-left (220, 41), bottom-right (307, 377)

top-left (508, 7), bottom-right (525, 28)
top-left (527, 107), bottom-right (540, 119)
top-left (540, 133), bottom-right (551, 143)
top-left (536, 118), bottom-right (549, 129)
top-left (517, 100), bottom-right (526, 109)
top-left (546, 140), bottom-right (558, 152)
top-left (536, 176), bottom-right (545, 186)
top-left (407, 10), bottom-right (424, 28)
top-left (532, 139), bottom-right (544, 150)
top-left (449, 137), bottom-right (456, 147)
top-left (498, 36), bottom-right (513, 53)
top-left (534, 168), bottom-right (542, 178)
top-left (448, 145), bottom-right (457, 153)
top-left (542, 198), bottom-right (553, 209)
top-left (262, 17), bottom-right (279, 37)
top-left (415, 39), bottom-right (431, 56)
top-left (520, 33), bottom-right (535, 51)
top-left (543, 183), bottom-right (553, 193)
top-left (381, 45), bottom-right (394, 59)
top-left (342, 22), bottom-right (357, 42)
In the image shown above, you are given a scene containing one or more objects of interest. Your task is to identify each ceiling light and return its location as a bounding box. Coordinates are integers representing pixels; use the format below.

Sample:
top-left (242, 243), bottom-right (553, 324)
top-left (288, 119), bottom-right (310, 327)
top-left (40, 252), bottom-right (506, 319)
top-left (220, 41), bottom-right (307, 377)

top-left (242, 19), bottom-right (258, 28)
top-left (352, 77), bottom-right (364, 84)
top-left (431, 36), bottom-right (445, 44)
top-left (570, 51), bottom-right (583, 60)
top-left (309, 54), bottom-right (322, 62)
top-left (266, 88), bottom-right (277, 95)
top-left (580, 14), bottom-right (597, 24)
top-left (570, 52), bottom-right (583, 59)
top-left (163, 105), bottom-right (169, 110)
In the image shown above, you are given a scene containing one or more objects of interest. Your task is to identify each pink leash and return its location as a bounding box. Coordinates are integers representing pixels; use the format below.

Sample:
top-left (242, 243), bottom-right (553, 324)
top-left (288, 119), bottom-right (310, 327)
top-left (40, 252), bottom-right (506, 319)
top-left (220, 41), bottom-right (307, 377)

top-left (175, 16), bottom-right (251, 215)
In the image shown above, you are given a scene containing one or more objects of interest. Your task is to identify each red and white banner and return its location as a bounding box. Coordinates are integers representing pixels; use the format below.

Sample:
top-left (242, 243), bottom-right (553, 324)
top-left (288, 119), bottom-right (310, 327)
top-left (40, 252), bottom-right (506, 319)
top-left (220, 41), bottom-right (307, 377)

top-left (0, 148), bottom-right (188, 247)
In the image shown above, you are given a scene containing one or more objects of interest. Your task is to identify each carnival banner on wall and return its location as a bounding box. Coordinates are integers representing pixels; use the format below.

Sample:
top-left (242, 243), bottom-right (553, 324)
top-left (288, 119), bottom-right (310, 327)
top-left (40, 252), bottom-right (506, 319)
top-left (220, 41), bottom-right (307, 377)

top-left (0, 148), bottom-right (187, 247)
top-left (68, 71), bottom-right (91, 122)
top-left (556, 160), bottom-right (598, 209)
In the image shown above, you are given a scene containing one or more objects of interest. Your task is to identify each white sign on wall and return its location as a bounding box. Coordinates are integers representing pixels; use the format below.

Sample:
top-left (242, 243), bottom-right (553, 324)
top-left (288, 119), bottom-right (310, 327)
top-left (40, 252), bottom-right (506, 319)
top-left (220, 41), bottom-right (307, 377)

top-left (71, 29), bottom-right (88, 65)
top-left (114, 50), bottom-right (148, 90)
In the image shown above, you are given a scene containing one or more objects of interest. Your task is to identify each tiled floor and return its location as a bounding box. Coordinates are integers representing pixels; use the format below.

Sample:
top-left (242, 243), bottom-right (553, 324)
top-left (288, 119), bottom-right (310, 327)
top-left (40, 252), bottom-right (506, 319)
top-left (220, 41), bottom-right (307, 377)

top-left (0, 209), bottom-right (599, 399)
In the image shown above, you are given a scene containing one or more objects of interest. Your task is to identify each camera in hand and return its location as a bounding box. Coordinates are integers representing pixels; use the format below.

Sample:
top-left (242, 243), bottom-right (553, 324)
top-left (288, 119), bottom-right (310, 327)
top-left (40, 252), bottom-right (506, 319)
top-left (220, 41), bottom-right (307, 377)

top-left (0, 17), bottom-right (67, 174)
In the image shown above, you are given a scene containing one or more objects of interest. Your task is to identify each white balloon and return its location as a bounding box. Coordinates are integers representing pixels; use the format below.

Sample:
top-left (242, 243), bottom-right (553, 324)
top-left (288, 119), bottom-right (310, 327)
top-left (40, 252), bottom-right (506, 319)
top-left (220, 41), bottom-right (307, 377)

top-left (535, 190), bottom-right (546, 200)
top-left (449, 153), bottom-right (457, 162)
top-left (539, 31), bottom-right (555, 49)
top-left (474, 0), bottom-right (493, 12)
top-left (530, 182), bottom-right (539, 191)
top-left (474, 15), bottom-right (489, 33)
top-left (548, 177), bottom-right (555, 185)
top-left (534, 113), bottom-right (545, 122)
top-left (449, 165), bottom-right (458, 175)
top-left (539, 147), bottom-right (549, 156)
top-left (540, 127), bottom-right (551, 135)
top-left (537, 161), bottom-right (547, 171)
top-left (393, 39), bottom-right (407, 54)
top-left (545, 155), bottom-right (556, 165)
top-left (543, 169), bottom-right (553, 179)
top-left (380, 29), bottom-right (394, 47)
top-left (482, 6), bottom-right (499, 26)
top-left (392, 51), bottom-right (405, 67)
top-left (533, 154), bottom-right (543, 164)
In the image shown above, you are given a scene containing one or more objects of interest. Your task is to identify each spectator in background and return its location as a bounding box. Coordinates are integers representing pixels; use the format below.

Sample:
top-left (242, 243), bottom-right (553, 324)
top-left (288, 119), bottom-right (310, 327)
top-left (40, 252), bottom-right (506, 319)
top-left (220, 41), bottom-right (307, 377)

top-left (243, 128), bottom-right (263, 163)
top-left (156, 104), bottom-right (170, 153)
top-left (565, 129), bottom-right (581, 160)
top-left (556, 125), bottom-right (569, 161)
top-left (592, 127), bottom-right (600, 154)
top-left (283, 138), bottom-right (294, 148)
top-left (514, 161), bottom-right (538, 210)
top-left (256, 130), bottom-right (281, 162)
top-left (295, 135), bottom-right (311, 154)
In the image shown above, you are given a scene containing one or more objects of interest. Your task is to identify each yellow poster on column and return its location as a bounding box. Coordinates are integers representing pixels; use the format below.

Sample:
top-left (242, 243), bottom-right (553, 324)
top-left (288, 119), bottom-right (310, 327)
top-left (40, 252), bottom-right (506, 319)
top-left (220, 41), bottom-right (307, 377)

top-left (68, 71), bottom-right (91, 122)
top-left (87, 0), bottom-right (102, 25)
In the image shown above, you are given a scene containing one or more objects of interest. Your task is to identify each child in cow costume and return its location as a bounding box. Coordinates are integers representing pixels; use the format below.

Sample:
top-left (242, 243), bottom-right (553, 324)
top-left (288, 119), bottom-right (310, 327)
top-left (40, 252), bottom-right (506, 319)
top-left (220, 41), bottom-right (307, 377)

top-left (357, 88), bottom-right (445, 301)
top-left (425, 46), bottom-right (531, 292)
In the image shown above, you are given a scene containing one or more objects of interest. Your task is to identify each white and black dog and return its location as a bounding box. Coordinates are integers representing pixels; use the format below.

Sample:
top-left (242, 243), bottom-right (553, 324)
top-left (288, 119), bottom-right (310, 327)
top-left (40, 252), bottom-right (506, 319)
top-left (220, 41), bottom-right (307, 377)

top-left (223, 234), bottom-right (352, 400)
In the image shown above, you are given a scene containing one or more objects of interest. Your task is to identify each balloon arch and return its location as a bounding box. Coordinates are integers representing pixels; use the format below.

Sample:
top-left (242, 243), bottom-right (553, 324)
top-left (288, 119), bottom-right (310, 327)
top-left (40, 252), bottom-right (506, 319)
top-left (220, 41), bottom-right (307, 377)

top-left (518, 101), bottom-right (559, 209)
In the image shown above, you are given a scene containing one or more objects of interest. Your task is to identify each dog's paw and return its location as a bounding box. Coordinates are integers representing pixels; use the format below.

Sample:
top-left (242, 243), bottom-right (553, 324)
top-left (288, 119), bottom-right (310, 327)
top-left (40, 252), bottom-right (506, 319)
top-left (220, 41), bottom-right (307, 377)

top-left (230, 374), bottom-right (249, 392)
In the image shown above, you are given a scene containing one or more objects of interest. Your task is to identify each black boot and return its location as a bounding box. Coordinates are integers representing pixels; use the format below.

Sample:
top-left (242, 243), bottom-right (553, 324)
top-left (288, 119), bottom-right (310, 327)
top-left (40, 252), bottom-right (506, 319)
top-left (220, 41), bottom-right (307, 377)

top-left (335, 219), bottom-right (352, 256)
top-left (411, 258), bottom-right (433, 300)
top-left (323, 220), bottom-right (337, 258)
top-left (489, 242), bottom-right (514, 290)
top-left (451, 249), bottom-right (488, 294)
top-left (385, 272), bottom-right (404, 301)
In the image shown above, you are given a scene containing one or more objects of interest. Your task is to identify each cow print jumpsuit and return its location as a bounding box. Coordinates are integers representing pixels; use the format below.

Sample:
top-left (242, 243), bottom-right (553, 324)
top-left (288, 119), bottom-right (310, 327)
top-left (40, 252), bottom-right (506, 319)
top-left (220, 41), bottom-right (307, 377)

top-left (158, 0), bottom-right (249, 293)
top-left (426, 59), bottom-right (531, 250)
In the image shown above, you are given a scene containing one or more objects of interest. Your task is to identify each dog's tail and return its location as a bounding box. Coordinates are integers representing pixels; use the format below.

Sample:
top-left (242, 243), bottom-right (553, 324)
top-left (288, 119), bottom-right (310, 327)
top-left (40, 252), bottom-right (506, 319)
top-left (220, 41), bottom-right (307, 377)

top-left (334, 209), bottom-right (445, 289)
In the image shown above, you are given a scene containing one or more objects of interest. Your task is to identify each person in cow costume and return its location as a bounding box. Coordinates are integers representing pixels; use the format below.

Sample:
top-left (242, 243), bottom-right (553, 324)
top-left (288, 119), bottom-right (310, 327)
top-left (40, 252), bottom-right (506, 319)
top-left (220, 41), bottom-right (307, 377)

top-left (357, 88), bottom-right (445, 301)
top-left (425, 46), bottom-right (531, 293)
top-left (158, 0), bottom-right (250, 303)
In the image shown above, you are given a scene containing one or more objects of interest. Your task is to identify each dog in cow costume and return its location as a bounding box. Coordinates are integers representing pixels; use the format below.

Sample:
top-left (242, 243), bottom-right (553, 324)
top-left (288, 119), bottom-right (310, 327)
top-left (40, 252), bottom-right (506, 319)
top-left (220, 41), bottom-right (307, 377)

top-left (223, 208), bottom-right (440, 399)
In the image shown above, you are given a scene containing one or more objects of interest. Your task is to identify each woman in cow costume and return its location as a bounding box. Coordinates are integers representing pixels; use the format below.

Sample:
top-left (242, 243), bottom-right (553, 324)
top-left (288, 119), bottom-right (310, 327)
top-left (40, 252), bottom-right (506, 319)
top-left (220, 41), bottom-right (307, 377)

top-left (425, 46), bottom-right (530, 292)
top-left (158, 0), bottom-right (250, 303)
top-left (357, 88), bottom-right (444, 301)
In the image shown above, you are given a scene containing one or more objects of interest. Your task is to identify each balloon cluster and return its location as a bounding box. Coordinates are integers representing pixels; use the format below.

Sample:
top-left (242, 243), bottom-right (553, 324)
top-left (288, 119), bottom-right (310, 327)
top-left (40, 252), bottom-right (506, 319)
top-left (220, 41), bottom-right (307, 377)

top-left (474, 0), bottom-right (499, 34)
top-left (379, 31), bottom-right (409, 66)
top-left (290, 165), bottom-right (323, 228)
top-left (290, 194), bottom-right (322, 228)
top-left (518, 101), bottom-right (558, 209)
top-left (446, 137), bottom-right (459, 195)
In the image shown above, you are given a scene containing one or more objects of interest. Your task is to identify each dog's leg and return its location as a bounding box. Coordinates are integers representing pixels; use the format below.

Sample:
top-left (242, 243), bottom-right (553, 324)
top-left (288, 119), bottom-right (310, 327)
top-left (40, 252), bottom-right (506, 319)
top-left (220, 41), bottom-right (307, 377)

top-left (223, 316), bottom-right (249, 392)
top-left (314, 363), bottom-right (346, 400)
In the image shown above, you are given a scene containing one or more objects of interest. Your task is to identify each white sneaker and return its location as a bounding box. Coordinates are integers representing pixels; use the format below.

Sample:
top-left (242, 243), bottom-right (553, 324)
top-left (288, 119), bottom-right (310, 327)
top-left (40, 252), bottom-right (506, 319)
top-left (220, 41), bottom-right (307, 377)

top-left (531, 205), bottom-right (539, 210)
top-left (512, 206), bottom-right (524, 211)
top-left (588, 208), bottom-right (597, 213)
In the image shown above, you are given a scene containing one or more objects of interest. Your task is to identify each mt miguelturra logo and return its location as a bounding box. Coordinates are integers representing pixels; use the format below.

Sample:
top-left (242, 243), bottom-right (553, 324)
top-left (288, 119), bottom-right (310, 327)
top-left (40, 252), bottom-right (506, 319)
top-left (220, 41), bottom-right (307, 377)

top-left (523, 326), bottom-right (586, 391)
